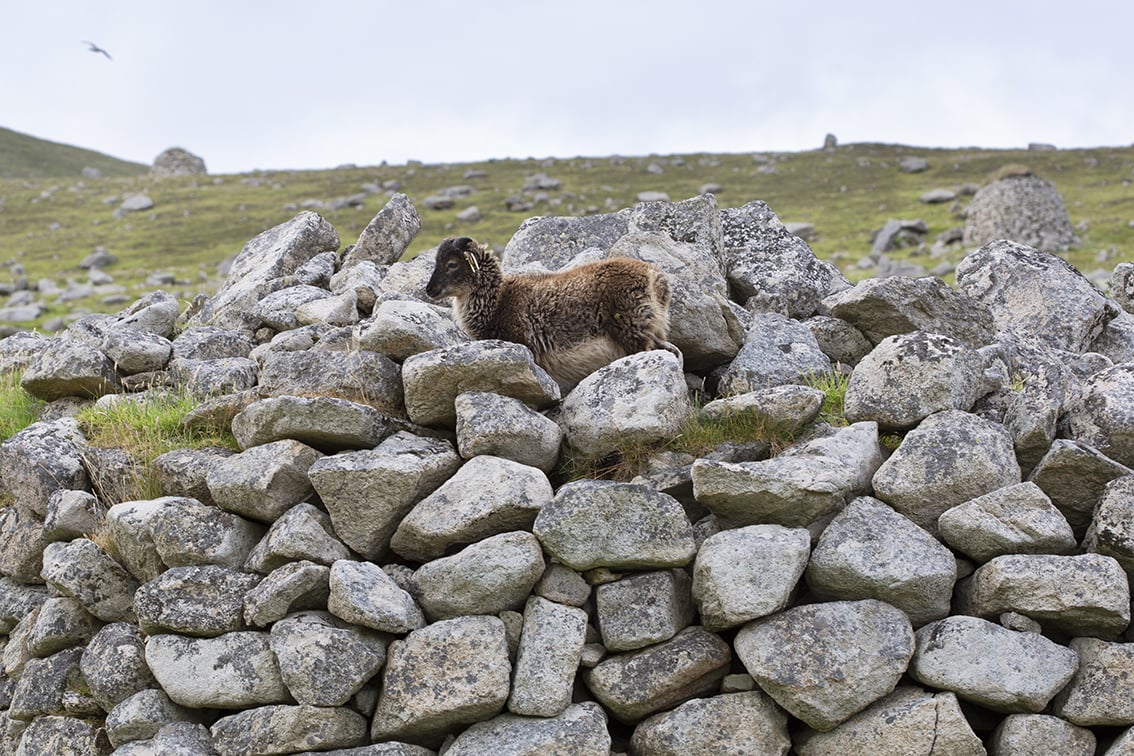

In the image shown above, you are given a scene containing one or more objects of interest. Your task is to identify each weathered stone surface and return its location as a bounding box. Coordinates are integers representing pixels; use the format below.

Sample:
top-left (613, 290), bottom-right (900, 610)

top-left (152, 447), bottom-right (236, 507)
top-left (145, 631), bottom-right (289, 709)
top-left (40, 539), bottom-right (138, 623)
top-left (700, 384), bottom-right (824, 434)
top-left (990, 714), bottom-right (1095, 756)
top-left (8, 648), bottom-right (84, 721)
top-left (243, 501), bottom-right (352, 573)
top-left (507, 596), bottom-right (587, 718)
top-left (104, 688), bottom-right (202, 749)
top-left (533, 481), bottom-right (695, 571)
top-left (327, 560), bottom-right (425, 634)
top-left (19, 338), bottom-right (121, 400)
top-left (359, 298), bottom-right (464, 361)
top-left (109, 721), bottom-right (218, 756)
top-left (1084, 475), bottom-right (1134, 576)
top-left (345, 192), bottom-right (420, 266)
top-left (12, 715), bottom-right (111, 756)
top-left (794, 686), bottom-right (985, 756)
top-left (0, 578), bottom-right (48, 635)
top-left (171, 326), bottom-right (254, 361)
top-left (630, 690), bottom-right (790, 756)
top-left (243, 560), bottom-right (330, 628)
top-left (42, 489), bottom-right (104, 543)
top-left (210, 704), bottom-right (368, 756)
top-left (734, 599), bottom-right (914, 731)
top-left (716, 312), bottom-right (832, 396)
top-left (692, 524), bottom-right (810, 631)
top-left (402, 340), bottom-right (560, 427)
top-left (502, 211), bottom-right (630, 270)
top-left (595, 569), bottom-right (693, 652)
top-left (101, 329), bottom-right (172, 375)
top-left (843, 331), bottom-right (986, 429)
top-left (134, 565), bottom-right (259, 637)
top-left (309, 432), bottom-right (461, 560)
top-left (147, 497), bottom-right (265, 570)
top-left (0, 418), bottom-right (89, 518)
top-left (962, 174), bottom-right (1079, 252)
top-left (256, 348), bottom-right (403, 416)
top-left (806, 497), bottom-right (957, 625)
top-left (448, 702), bottom-right (610, 756)
top-left (370, 615), bottom-right (511, 746)
top-left (391, 455), bottom-right (552, 562)
top-left (0, 506), bottom-right (48, 583)
top-left (1063, 364), bottom-right (1134, 469)
top-left (80, 623), bottom-right (156, 713)
top-left (454, 391), bottom-right (563, 472)
top-left (205, 439), bottom-right (323, 523)
top-left (169, 356), bottom-right (258, 396)
top-left (938, 481), bottom-right (1076, 563)
top-left (872, 410), bottom-right (1020, 534)
top-left (959, 553), bottom-right (1131, 638)
top-left (26, 597), bottom-right (102, 658)
top-left (1052, 637), bottom-right (1134, 726)
top-left (231, 395), bottom-right (403, 452)
top-left (956, 239), bottom-right (1116, 352)
top-left (269, 611), bottom-right (388, 707)
top-left (909, 615), bottom-right (1078, 712)
top-left (413, 531), bottom-right (545, 621)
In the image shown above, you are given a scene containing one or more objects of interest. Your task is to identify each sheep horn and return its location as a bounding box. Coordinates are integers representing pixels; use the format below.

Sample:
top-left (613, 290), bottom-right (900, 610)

top-left (464, 250), bottom-right (480, 273)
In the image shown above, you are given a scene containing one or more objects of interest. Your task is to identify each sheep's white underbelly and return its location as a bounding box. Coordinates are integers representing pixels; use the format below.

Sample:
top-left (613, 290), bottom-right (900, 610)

top-left (538, 336), bottom-right (627, 390)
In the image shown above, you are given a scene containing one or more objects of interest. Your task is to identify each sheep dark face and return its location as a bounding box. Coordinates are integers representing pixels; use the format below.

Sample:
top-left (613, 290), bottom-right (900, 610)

top-left (426, 237), bottom-right (480, 299)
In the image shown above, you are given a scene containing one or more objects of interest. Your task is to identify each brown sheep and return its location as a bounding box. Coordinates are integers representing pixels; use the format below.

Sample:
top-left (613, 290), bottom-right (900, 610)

top-left (425, 236), bottom-right (680, 390)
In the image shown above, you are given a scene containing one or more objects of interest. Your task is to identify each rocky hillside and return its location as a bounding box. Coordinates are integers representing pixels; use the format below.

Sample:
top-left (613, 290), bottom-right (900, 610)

top-left (3, 193), bottom-right (1134, 753)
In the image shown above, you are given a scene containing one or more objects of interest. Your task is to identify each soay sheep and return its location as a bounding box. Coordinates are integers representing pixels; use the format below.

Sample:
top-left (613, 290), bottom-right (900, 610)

top-left (425, 236), bottom-right (681, 390)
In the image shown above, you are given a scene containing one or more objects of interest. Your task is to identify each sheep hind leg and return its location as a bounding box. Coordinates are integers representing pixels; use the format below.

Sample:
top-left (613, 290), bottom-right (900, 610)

top-left (654, 338), bottom-right (684, 372)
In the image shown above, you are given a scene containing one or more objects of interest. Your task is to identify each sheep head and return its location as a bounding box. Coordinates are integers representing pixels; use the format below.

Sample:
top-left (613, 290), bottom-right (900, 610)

top-left (426, 236), bottom-right (491, 299)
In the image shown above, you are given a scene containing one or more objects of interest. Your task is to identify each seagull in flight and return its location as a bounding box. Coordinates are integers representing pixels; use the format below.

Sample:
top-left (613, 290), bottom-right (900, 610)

top-left (82, 41), bottom-right (112, 60)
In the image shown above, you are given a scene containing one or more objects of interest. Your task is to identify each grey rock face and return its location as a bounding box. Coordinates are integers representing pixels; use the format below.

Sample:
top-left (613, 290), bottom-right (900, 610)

top-left (413, 531), bottom-right (545, 621)
top-left (243, 501), bottom-right (352, 573)
top-left (40, 539), bottom-right (138, 622)
top-left (402, 340), bottom-right (560, 427)
top-left (1029, 438), bottom-right (1134, 539)
top-left (956, 239), bottom-right (1116, 352)
top-left (101, 329), bottom-right (172, 375)
top-left (109, 721), bottom-right (218, 756)
top-left (308, 432), bottom-right (461, 560)
top-left (734, 599), bottom-right (915, 731)
top-left (502, 211), bottom-right (630, 270)
top-left (910, 615), bottom-right (1078, 712)
top-left (269, 611), bottom-right (388, 706)
top-left (0, 506), bottom-right (48, 583)
top-left (105, 688), bottom-right (202, 749)
top-left (12, 715), bottom-right (111, 756)
top-left (959, 553), bottom-right (1130, 638)
top-left (242, 560), bottom-right (329, 628)
top-left (1052, 637), bottom-right (1134, 726)
top-left (584, 626), bottom-right (731, 723)
top-left (872, 410), bottom-right (1020, 533)
top-left (843, 331), bottom-right (987, 429)
top-left (210, 704), bottom-right (368, 755)
top-left (533, 481), bottom-right (695, 571)
top-left (716, 312), bottom-right (832, 396)
top-left (962, 174), bottom-right (1079, 252)
top-left (370, 615), bottom-right (512, 746)
top-left (145, 631), bottom-right (289, 709)
top-left (630, 690), bottom-right (790, 756)
top-left (25, 597), bottom-right (101, 658)
top-left (693, 524), bottom-right (810, 631)
top-left (19, 338), bottom-right (121, 400)
top-left (454, 391), bottom-right (563, 472)
top-left (231, 395), bottom-right (403, 452)
top-left (171, 326), bottom-right (254, 361)
top-left (346, 193), bottom-right (421, 267)
top-left (42, 489), bottom-right (103, 543)
top-left (359, 299), bottom-right (464, 361)
top-left (448, 702), bottom-right (611, 756)
top-left (1083, 475), bottom-right (1134, 575)
top-left (79, 622), bottom-right (156, 713)
top-left (151, 147), bottom-right (206, 177)
top-left (134, 565), bottom-right (259, 636)
top-left (205, 439), bottom-right (323, 523)
top-left (938, 481), bottom-right (1076, 562)
top-left (1063, 364), bottom-right (1134, 468)
top-left (991, 714), bottom-right (1095, 756)
top-left (507, 596), bottom-right (587, 717)
top-left (8, 647), bottom-right (84, 721)
top-left (595, 569), bottom-right (694, 651)
top-left (147, 496), bottom-right (265, 569)
top-left (558, 350), bottom-right (690, 457)
top-left (0, 417), bottom-right (89, 518)
top-left (327, 559), bottom-right (425, 634)
top-left (257, 348), bottom-right (404, 416)
top-left (806, 497), bottom-right (957, 626)
top-left (794, 686), bottom-right (985, 756)
top-left (391, 455), bottom-right (552, 562)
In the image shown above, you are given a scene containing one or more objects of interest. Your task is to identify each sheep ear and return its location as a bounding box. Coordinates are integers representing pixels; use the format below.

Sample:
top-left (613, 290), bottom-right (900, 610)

top-left (464, 250), bottom-right (480, 273)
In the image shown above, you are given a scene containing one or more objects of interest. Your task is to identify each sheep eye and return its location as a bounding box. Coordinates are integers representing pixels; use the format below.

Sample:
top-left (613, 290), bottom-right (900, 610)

top-left (446, 260), bottom-right (460, 271)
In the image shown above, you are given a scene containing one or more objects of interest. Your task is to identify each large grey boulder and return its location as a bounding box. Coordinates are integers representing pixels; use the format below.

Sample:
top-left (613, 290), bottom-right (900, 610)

top-left (806, 497), bottom-right (957, 626)
top-left (370, 615), bottom-right (512, 747)
top-left (345, 192), bottom-right (421, 267)
top-left (12, 715), bottom-right (111, 756)
top-left (909, 615), bottom-right (1078, 712)
top-left (584, 626), bottom-right (731, 723)
top-left (822, 275), bottom-right (995, 347)
top-left (843, 331), bottom-right (987, 429)
top-left (1083, 475), bottom-right (1134, 575)
top-left (256, 348), bottom-right (404, 416)
top-left (594, 569), bottom-right (693, 651)
top-left (308, 432), bottom-right (461, 560)
top-left (716, 312), bottom-right (832, 396)
top-left (25, 597), bottom-right (101, 658)
top-left (962, 173), bottom-right (1078, 252)
top-left (412, 531), bottom-right (545, 621)
top-left (171, 326), bottom-right (254, 361)
top-left (391, 455), bottom-right (552, 562)
top-left (40, 539), bottom-right (138, 623)
top-left (734, 599), bottom-right (915, 732)
top-left (101, 329), bottom-right (172, 375)
top-left (692, 524), bottom-right (810, 631)
top-left (872, 410), bottom-right (1020, 534)
top-left (358, 298), bottom-right (464, 362)
top-left (956, 239), bottom-right (1116, 352)
top-left (1028, 439), bottom-right (1134, 539)
top-left (205, 439), bottom-right (323, 523)
top-left (251, 284), bottom-right (332, 331)
top-left (402, 340), bottom-right (560, 427)
top-left (79, 623), bottom-right (157, 713)
top-left (502, 211), bottom-right (631, 270)
top-left (134, 565), bottom-right (259, 636)
top-left (448, 702), bottom-right (611, 756)
top-left (242, 560), bottom-right (329, 628)
top-left (1063, 364), bottom-right (1134, 468)
top-left (0, 506), bottom-right (48, 583)
top-left (151, 147), bottom-right (206, 177)
top-left (8, 647), bottom-right (84, 721)
top-left (103, 499), bottom-right (166, 583)
top-left (104, 688), bottom-right (203, 749)
top-left (269, 611), bottom-right (388, 707)
top-left (210, 704), bottom-right (368, 756)
top-left (0, 577), bottom-right (48, 634)
top-left (557, 350), bottom-right (690, 458)
top-left (327, 559), bottom-right (425, 635)
top-left (231, 395), bottom-right (405, 452)
top-left (189, 211), bottom-right (341, 331)
top-left (147, 497), bottom-right (265, 570)
top-left (19, 338), bottom-right (121, 400)
top-left (630, 691), bottom-right (790, 756)
top-left (243, 501), bottom-right (352, 573)
top-left (454, 391), bottom-right (562, 472)
top-left (991, 714), bottom-right (1095, 756)
top-left (938, 481), bottom-right (1077, 563)
top-left (109, 722), bottom-right (217, 756)
top-left (794, 686), bottom-right (984, 756)
top-left (958, 553), bottom-right (1130, 638)
top-left (533, 480), bottom-right (695, 571)
top-left (1052, 637), bottom-right (1134, 726)
top-left (145, 631), bottom-right (290, 709)
top-left (507, 596), bottom-right (588, 718)
top-left (0, 418), bottom-right (89, 518)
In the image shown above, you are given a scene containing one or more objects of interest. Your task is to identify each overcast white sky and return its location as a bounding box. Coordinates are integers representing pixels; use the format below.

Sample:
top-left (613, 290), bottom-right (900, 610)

top-left (3, 1), bottom-right (1131, 174)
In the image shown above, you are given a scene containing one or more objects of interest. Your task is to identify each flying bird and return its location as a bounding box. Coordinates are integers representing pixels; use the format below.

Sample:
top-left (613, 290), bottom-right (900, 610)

top-left (82, 41), bottom-right (112, 60)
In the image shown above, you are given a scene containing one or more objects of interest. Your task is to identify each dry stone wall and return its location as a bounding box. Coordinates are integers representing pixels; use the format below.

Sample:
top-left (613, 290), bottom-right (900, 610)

top-left (2, 192), bottom-right (1134, 754)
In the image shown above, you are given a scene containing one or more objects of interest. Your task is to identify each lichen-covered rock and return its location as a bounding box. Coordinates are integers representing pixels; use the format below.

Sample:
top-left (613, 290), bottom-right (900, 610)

top-left (448, 702), bottom-right (611, 756)
top-left (1052, 637), bottom-right (1134, 727)
top-left (327, 559), bottom-right (425, 635)
top-left (308, 432), bottom-right (461, 560)
top-left (147, 497), bottom-right (265, 570)
top-left (104, 688), bottom-right (203, 749)
top-left (0, 506), bottom-right (48, 583)
top-left (630, 691), bottom-right (791, 756)
top-left (391, 455), bottom-right (551, 562)
top-left (502, 211), bottom-right (630, 270)
top-left (42, 489), bottom-right (104, 543)
top-left (734, 599), bottom-right (914, 731)
top-left (256, 348), bottom-right (404, 416)
top-left (8, 648), bottom-right (84, 721)
top-left (962, 174), bottom-right (1078, 252)
top-left (19, 338), bottom-right (121, 400)
top-left (1083, 475), bottom-right (1134, 575)
top-left (0, 418), bottom-right (89, 518)
top-left (80, 623), bottom-right (156, 713)
top-left (700, 384), bottom-right (824, 434)
top-left (507, 596), bottom-right (587, 718)
top-left (108, 721), bottom-right (218, 756)
top-left (454, 391), bottom-right (562, 472)
top-left (243, 501), bottom-right (352, 573)
top-left (594, 569), bottom-right (693, 651)
top-left (1063, 364), bottom-right (1134, 469)
top-left (151, 447), bottom-right (236, 507)
top-left (358, 298), bottom-right (464, 361)
top-left (231, 395), bottom-right (404, 452)
top-left (692, 524), bottom-right (810, 631)
top-left (533, 481), bottom-right (695, 571)
top-left (40, 539), bottom-right (138, 623)
top-left (910, 615), bottom-right (1078, 713)
top-left (938, 481), bottom-right (1077, 563)
top-left (12, 715), bottom-right (111, 756)
top-left (715, 312), bottom-right (832, 396)
top-left (144, 631), bottom-right (289, 709)
top-left (269, 611), bottom-right (388, 707)
top-left (210, 704), bottom-right (368, 756)
top-left (205, 439), bottom-right (323, 523)
top-left (26, 597), bottom-right (102, 658)
top-left (134, 565), bottom-right (259, 636)
top-left (242, 560), bottom-right (329, 628)
top-left (990, 714), bottom-right (1095, 756)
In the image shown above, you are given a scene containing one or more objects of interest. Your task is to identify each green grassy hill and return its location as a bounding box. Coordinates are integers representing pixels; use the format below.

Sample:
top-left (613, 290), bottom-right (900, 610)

top-left (1, 130), bottom-right (1132, 333)
top-left (0, 127), bottom-right (148, 179)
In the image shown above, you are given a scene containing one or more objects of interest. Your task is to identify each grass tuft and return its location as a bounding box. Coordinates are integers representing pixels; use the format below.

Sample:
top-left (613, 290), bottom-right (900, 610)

top-left (804, 369), bottom-right (851, 427)
top-left (0, 371), bottom-right (45, 441)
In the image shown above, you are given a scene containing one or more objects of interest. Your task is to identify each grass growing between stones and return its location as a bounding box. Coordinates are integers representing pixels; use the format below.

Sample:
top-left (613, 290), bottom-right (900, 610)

top-left (75, 389), bottom-right (239, 500)
top-left (0, 371), bottom-right (45, 441)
